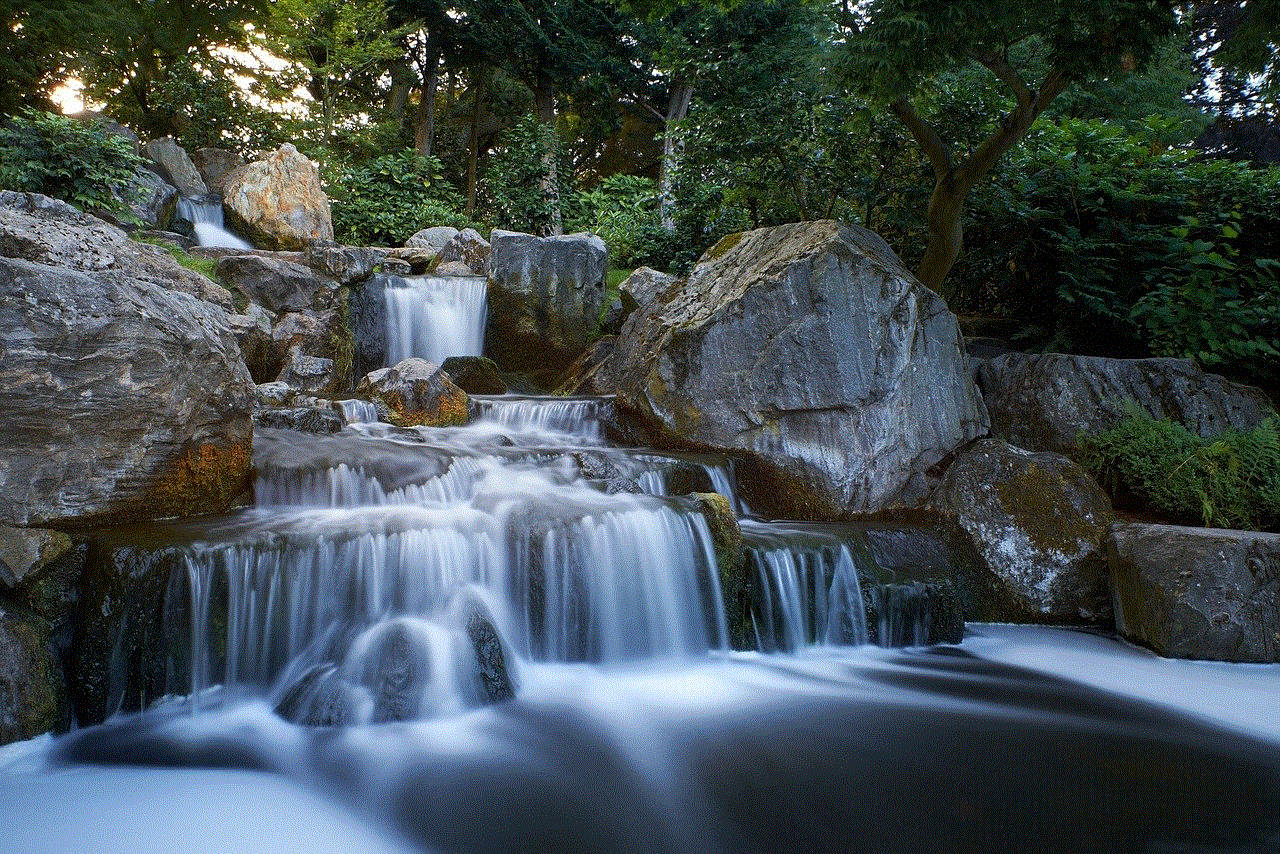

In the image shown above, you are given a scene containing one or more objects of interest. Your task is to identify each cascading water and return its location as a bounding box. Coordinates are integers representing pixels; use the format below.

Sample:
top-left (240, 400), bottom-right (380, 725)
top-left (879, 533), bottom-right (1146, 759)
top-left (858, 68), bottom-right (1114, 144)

top-left (176, 196), bottom-right (254, 250)
top-left (382, 274), bottom-right (487, 366)
top-left (5, 357), bottom-right (1280, 853)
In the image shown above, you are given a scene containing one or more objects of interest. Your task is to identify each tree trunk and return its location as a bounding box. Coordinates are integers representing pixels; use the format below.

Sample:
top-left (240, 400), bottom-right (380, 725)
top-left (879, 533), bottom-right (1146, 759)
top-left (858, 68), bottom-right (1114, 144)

top-left (659, 79), bottom-right (694, 232)
top-left (916, 178), bottom-right (966, 296)
top-left (387, 58), bottom-right (413, 129)
top-left (534, 76), bottom-right (563, 236)
top-left (412, 43), bottom-right (441, 159)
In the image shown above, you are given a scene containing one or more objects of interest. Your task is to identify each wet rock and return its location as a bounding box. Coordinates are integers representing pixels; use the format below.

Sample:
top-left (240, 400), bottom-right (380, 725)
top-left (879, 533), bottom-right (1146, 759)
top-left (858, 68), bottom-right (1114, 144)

top-left (270, 306), bottom-right (353, 393)
top-left (0, 195), bottom-right (256, 527)
top-left (304, 239), bottom-right (383, 285)
top-left (863, 580), bottom-right (964, 646)
top-left (466, 610), bottom-right (514, 704)
top-left (1107, 523), bottom-right (1280, 662)
top-left (256, 381), bottom-right (296, 406)
top-left (557, 336), bottom-right (619, 396)
top-left (437, 228), bottom-right (490, 274)
top-left (359, 359), bottom-right (470, 427)
top-left (276, 351), bottom-right (336, 394)
top-left (441, 356), bottom-right (508, 395)
top-left (0, 606), bottom-right (69, 746)
top-left (216, 254), bottom-right (337, 313)
top-left (930, 439), bottom-right (1113, 624)
top-left (486, 230), bottom-right (606, 382)
top-left (142, 137), bottom-right (208, 198)
top-left (611, 221), bottom-right (988, 520)
top-left (690, 492), bottom-right (747, 648)
top-left (977, 354), bottom-right (1274, 453)
top-left (348, 277), bottom-right (389, 378)
top-left (253, 406), bottom-right (345, 435)
top-left (363, 622), bottom-right (424, 723)
top-left (434, 260), bottom-right (473, 276)
top-left (226, 302), bottom-right (279, 383)
top-left (190, 148), bottom-right (245, 196)
top-left (0, 528), bottom-right (73, 590)
top-left (405, 226), bottom-right (459, 254)
top-left (222, 144), bottom-right (334, 251)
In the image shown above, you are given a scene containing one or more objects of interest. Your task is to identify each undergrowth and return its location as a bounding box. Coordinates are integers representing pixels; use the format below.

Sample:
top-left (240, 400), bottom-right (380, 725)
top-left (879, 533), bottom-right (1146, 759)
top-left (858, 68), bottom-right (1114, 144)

top-left (134, 236), bottom-right (220, 282)
top-left (1077, 403), bottom-right (1280, 532)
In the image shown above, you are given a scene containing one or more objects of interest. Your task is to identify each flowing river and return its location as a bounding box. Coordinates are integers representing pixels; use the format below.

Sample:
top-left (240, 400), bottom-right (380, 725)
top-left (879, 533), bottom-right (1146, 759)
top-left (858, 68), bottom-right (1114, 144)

top-left (1, 273), bottom-right (1278, 854)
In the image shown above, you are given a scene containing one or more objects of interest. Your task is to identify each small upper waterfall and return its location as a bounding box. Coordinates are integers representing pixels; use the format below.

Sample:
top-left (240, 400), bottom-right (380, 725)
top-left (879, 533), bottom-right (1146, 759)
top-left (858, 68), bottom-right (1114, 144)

top-left (383, 274), bottom-right (487, 366)
top-left (176, 196), bottom-right (253, 249)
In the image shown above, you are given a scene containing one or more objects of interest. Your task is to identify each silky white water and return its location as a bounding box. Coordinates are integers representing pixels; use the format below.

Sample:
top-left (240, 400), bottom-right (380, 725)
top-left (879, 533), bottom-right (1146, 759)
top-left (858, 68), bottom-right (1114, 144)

top-left (383, 275), bottom-right (487, 366)
top-left (177, 197), bottom-right (254, 250)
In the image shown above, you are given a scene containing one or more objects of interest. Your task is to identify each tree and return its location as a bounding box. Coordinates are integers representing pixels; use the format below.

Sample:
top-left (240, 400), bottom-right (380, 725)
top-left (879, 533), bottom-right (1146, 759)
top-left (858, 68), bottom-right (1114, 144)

top-left (838, 0), bottom-right (1180, 295)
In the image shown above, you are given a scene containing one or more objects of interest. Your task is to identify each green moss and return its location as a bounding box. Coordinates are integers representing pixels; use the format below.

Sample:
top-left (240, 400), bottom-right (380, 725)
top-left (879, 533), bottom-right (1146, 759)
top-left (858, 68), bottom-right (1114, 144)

top-left (705, 231), bottom-right (744, 261)
top-left (994, 461), bottom-right (1099, 554)
top-left (134, 236), bottom-right (220, 282)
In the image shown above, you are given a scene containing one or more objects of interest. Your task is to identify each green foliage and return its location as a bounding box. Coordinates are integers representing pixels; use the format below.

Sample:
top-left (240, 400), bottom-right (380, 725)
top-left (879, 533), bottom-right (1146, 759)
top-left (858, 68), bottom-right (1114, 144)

top-left (480, 115), bottom-right (561, 234)
top-left (1078, 404), bottom-right (1280, 532)
top-left (0, 109), bottom-right (146, 218)
top-left (328, 149), bottom-right (467, 246)
top-left (955, 116), bottom-right (1280, 388)
top-left (566, 174), bottom-right (663, 268)
top-left (134, 236), bottom-right (221, 281)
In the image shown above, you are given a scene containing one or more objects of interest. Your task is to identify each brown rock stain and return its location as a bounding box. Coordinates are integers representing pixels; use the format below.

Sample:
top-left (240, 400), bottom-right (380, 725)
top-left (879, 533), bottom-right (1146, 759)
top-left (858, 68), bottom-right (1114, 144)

top-left (145, 437), bottom-right (253, 518)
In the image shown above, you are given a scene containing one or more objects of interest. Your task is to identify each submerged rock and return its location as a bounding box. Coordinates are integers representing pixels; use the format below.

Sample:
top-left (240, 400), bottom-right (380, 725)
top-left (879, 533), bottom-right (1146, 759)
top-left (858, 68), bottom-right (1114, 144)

top-left (978, 354), bottom-right (1274, 453)
top-left (1108, 523), bottom-right (1280, 662)
top-left (0, 194), bottom-right (256, 527)
top-left (223, 144), bottom-right (333, 251)
top-left (359, 359), bottom-right (470, 427)
top-left (486, 230), bottom-right (607, 383)
top-left (930, 439), bottom-right (1113, 624)
top-left (611, 221), bottom-right (988, 519)
top-left (254, 407), bottom-right (345, 435)
top-left (466, 610), bottom-right (514, 704)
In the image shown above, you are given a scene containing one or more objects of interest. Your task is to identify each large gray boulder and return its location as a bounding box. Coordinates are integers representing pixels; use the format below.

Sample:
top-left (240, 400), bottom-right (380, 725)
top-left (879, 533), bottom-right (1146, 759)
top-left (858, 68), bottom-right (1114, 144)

top-left (304, 239), bottom-right (383, 285)
top-left (405, 226), bottom-right (460, 254)
top-left (216, 253), bottom-right (337, 313)
top-left (118, 167), bottom-right (178, 231)
top-left (222, 144), bottom-right (333, 251)
top-left (0, 193), bottom-right (256, 527)
top-left (437, 228), bottom-right (491, 273)
top-left (978, 354), bottom-right (1274, 453)
top-left (611, 221), bottom-right (989, 519)
top-left (930, 439), bottom-right (1113, 623)
top-left (1108, 523), bottom-right (1280, 662)
top-left (358, 359), bottom-right (469, 427)
top-left (486, 230), bottom-right (606, 382)
top-left (142, 137), bottom-right (208, 198)
top-left (190, 147), bottom-right (245, 196)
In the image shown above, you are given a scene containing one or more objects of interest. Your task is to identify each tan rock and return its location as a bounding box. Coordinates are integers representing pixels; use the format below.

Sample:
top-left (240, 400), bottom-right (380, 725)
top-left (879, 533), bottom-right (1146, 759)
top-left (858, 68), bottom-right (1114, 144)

top-left (223, 144), bottom-right (334, 251)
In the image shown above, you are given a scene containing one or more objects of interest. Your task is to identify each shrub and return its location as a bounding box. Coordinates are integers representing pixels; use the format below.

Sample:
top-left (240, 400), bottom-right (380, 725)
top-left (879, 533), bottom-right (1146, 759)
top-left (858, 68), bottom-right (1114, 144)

top-left (327, 149), bottom-right (467, 246)
top-left (1077, 404), bottom-right (1280, 532)
top-left (479, 115), bottom-right (562, 235)
top-left (0, 108), bottom-right (147, 219)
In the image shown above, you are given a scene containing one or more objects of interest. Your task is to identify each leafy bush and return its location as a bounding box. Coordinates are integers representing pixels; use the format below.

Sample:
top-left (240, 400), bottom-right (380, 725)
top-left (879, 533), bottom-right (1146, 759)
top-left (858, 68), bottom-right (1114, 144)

top-left (1078, 404), bottom-right (1280, 532)
top-left (479, 115), bottom-right (562, 235)
top-left (0, 108), bottom-right (147, 218)
top-left (327, 149), bottom-right (467, 246)
top-left (954, 117), bottom-right (1280, 389)
top-left (566, 174), bottom-right (664, 269)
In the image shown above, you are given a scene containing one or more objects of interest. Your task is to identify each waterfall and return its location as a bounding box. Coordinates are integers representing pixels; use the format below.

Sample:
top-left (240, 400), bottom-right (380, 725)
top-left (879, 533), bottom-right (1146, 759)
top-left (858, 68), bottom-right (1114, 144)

top-left (471, 395), bottom-right (612, 439)
top-left (383, 274), bottom-right (487, 366)
top-left (176, 197), bottom-right (253, 250)
top-left (339, 399), bottom-right (381, 424)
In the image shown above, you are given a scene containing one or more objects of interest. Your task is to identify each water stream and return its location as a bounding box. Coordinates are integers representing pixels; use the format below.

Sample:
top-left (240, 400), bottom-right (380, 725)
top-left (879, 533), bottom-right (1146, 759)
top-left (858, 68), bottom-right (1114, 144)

top-left (176, 197), bottom-right (254, 250)
top-left (3, 278), bottom-right (1279, 854)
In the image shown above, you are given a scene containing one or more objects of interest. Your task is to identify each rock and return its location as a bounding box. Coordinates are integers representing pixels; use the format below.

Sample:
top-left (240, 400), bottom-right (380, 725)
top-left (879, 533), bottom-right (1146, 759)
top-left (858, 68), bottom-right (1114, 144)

top-left (466, 609), bottom-right (514, 704)
top-left (222, 144), bottom-right (334, 251)
top-left (142, 137), bottom-right (208, 198)
top-left (117, 167), bottom-right (178, 231)
top-left (1107, 523), bottom-right (1280, 662)
top-left (0, 528), bottom-right (73, 590)
top-left (619, 266), bottom-right (675, 314)
top-left (557, 336), bottom-right (619, 396)
top-left (689, 492), bottom-right (747, 647)
top-left (611, 221), bottom-right (989, 520)
top-left (978, 354), bottom-right (1274, 454)
top-left (190, 147), bottom-right (245, 196)
top-left (437, 227), bottom-right (491, 273)
top-left (277, 350), bottom-right (336, 393)
top-left (0, 196), bottom-right (255, 527)
top-left (253, 406), bottom-right (345, 434)
top-left (0, 190), bottom-right (234, 310)
top-left (929, 439), bottom-right (1113, 623)
top-left (380, 256), bottom-right (414, 275)
top-left (304, 240), bottom-right (383, 285)
top-left (256, 381), bottom-right (296, 406)
top-left (405, 226), bottom-right (460, 254)
top-left (441, 356), bottom-right (508, 395)
top-left (0, 606), bottom-right (69, 746)
top-left (485, 230), bottom-right (607, 382)
top-left (216, 253), bottom-right (336, 313)
top-left (226, 303), bottom-right (279, 383)
top-left (133, 229), bottom-right (194, 251)
top-left (271, 308), bottom-right (352, 392)
top-left (434, 260), bottom-right (473, 276)
top-left (358, 359), bottom-right (469, 427)
top-left (383, 247), bottom-right (435, 274)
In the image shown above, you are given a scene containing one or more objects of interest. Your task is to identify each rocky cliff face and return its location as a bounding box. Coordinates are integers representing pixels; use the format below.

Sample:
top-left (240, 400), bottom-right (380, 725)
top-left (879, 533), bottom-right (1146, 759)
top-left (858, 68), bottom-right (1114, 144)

top-left (223, 144), bottom-right (333, 251)
top-left (0, 192), bottom-right (255, 527)
top-left (610, 221), bottom-right (989, 519)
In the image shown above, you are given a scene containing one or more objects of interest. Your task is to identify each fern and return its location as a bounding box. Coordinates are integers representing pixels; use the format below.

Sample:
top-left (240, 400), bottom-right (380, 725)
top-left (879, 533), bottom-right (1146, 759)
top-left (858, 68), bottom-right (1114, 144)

top-left (1077, 403), bottom-right (1280, 531)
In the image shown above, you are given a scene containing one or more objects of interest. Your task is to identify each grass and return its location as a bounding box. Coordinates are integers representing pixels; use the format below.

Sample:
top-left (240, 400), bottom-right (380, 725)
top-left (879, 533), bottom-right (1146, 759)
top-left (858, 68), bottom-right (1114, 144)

top-left (133, 235), bottom-right (220, 281)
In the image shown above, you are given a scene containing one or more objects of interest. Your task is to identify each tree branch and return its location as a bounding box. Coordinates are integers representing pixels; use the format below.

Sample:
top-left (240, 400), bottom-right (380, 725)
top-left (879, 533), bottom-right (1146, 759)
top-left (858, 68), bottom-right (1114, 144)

top-left (890, 99), bottom-right (953, 180)
top-left (955, 64), bottom-right (1070, 193)
top-left (977, 52), bottom-right (1031, 110)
